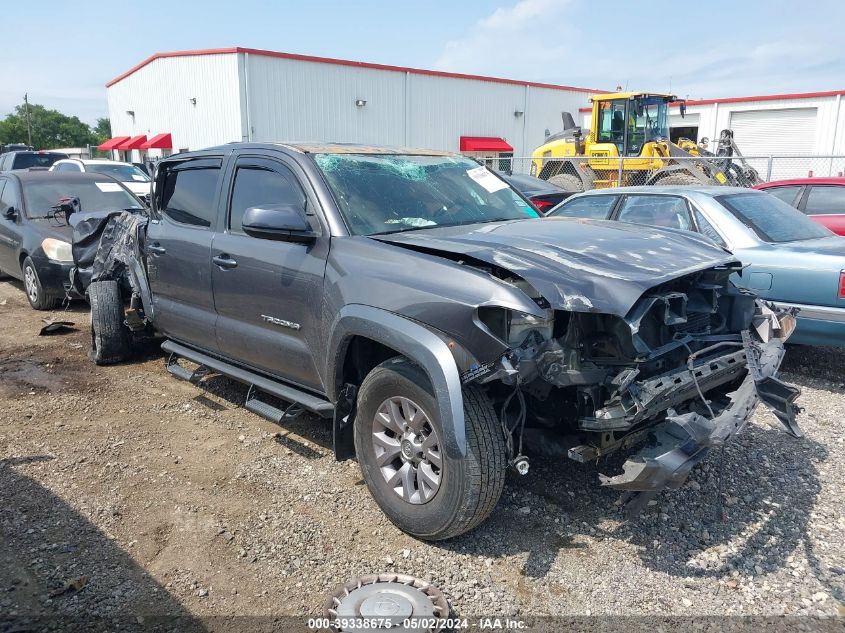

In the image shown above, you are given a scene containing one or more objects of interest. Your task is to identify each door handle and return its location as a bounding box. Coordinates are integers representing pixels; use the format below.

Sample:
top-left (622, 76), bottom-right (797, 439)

top-left (213, 254), bottom-right (238, 269)
top-left (147, 243), bottom-right (166, 255)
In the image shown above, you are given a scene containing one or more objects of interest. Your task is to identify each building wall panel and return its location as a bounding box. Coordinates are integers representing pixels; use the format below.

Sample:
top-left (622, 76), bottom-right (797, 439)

top-left (107, 54), bottom-right (242, 156)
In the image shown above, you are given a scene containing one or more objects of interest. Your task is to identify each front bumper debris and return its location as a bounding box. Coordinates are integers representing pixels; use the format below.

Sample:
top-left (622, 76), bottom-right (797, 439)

top-left (599, 328), bottom-right (801, 516)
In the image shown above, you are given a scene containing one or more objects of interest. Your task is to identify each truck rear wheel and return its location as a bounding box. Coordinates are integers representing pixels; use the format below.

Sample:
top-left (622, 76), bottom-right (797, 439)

top-left (548, 173), bottom-right (584, 193)
top-left (89, 280), bottom-right (131, 365)
top-left (354, 357), bottom-right (507, 541)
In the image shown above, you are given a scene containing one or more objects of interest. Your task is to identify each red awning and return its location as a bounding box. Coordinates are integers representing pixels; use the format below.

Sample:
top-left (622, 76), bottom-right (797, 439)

top-left (141, 133), bottom-right (173, 149)
top-left (459, 136), bottom-right (513, 152)
top-left (116, 135), bottom-right (147, 150)
top-left (98, 136), bottom-right (131, 151)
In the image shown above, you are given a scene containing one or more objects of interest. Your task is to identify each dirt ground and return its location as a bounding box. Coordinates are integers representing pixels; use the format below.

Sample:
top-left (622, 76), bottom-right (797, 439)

top-left (1, 278), bottom-right (844, 632)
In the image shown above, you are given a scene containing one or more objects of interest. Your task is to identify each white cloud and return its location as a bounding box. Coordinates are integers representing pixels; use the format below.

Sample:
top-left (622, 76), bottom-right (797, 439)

top-left (435, 0), bottom-right (575, 79)
top-left (435, 1), bottom-right (845, 98)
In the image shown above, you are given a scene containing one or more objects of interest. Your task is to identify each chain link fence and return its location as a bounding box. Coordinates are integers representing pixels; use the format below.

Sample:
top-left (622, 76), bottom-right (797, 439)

top-left (472, 154), bottom-right (845, 191)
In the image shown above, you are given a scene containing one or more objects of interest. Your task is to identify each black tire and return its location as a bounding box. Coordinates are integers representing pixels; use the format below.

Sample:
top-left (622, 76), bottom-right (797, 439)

top-left (21, 256), bottom-right (62, 310)
top-left (653, 172), bottom-right (700, 186)
top-left (89, 280), bottom-right (131, 365)
top-left (548, 173), bottom-right (584, 193)
top-left (354, 357), bottom-right (507, 541)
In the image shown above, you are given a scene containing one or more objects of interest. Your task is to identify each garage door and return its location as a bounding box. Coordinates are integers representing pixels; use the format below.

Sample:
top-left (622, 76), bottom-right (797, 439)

top-left (728, 108), bottom-right (817, 155)
top-left (669, 113), bottom-right (699, 129)
top-left (729, 108), bottom-right (817, 180)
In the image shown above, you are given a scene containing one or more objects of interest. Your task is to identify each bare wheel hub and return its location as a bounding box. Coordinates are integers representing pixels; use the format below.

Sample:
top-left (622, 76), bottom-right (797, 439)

top-left (372, 396), bottom-right (442, 504)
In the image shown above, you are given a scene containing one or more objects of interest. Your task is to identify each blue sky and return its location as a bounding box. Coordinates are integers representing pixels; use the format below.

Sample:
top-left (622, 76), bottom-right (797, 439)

top-left (2, 0), bottom-right (843, 124)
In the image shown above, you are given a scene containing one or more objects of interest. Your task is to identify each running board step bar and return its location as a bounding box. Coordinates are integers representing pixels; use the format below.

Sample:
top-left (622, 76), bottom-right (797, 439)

top-left (245, 386), bottom-right (304, 424)
top-left (161, 340), bottom-right (334, 418)
top-left (166, 352), bottom-right (211, 383)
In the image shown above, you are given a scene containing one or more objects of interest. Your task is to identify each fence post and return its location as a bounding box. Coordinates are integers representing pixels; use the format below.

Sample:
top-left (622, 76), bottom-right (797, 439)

top-left (617, 157), bottom-right (624, 187)
top-left (765, 155), bottom-right (773, 181)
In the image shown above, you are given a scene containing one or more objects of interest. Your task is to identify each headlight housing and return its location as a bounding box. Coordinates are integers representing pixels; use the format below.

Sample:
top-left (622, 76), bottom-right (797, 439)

top-left (477, 306), bottom-right (554, 347)
top-left (41, 238), bottom-right (73, 262)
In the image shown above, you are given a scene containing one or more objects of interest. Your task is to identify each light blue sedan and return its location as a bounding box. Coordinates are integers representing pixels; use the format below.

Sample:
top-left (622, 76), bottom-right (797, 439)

top-left (549, 186), bottom-right (845, 346)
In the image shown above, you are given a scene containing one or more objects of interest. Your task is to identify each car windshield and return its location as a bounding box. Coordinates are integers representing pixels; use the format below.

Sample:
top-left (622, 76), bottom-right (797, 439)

top-left (86, 163), bottom-right (150, 182)
top-left (313, 153), bottom-right (540, 235)
top-left (23, 179), bottom-right (143, 218)
top-left (717, 192), bottom-right (833, 242)
top-left (12, 153), bottom-right (66, 170)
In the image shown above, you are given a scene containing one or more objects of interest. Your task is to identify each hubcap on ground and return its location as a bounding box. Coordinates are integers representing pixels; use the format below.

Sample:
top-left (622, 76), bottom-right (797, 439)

top-left (372, 396), bottom-right (442, 504)
top-left (24, 266), bottom-right (38, 302)
top-left (325, 574), bottom-right (451, 633)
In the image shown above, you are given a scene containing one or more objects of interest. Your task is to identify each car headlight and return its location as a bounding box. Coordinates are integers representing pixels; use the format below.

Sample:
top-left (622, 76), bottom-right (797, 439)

top-left (41, 238), bottom-right (73, 262)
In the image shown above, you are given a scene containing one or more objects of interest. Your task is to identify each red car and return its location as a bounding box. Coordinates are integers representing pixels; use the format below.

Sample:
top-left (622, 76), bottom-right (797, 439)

top-left (754, 177), bottom-right (845, 235)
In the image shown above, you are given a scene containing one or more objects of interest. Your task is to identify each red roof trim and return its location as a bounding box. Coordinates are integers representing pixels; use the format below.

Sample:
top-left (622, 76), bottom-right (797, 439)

top-left (106, 46), bottom-right (605, 94)
top-left (98, 136), bottom-right (131, 150)
top-left (682, 89), bottom-right (845, 106)
top-left (141, 133), bottom-right (173, 149)
top-left (460, 136), bottom-right (513, 152)
top-left (575, 89), bottom-right (845, 113)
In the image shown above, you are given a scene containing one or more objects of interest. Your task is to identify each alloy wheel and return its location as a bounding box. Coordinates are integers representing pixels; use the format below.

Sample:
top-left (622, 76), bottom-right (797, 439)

top-left (24, 265), bottom-right (38, 303)
top-left (372, 396), bottom-right (442, 504)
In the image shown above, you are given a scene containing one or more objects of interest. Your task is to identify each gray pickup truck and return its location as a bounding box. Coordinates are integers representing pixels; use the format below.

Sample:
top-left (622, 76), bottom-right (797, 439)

top-left (75, 142), bottom-right (801, 541)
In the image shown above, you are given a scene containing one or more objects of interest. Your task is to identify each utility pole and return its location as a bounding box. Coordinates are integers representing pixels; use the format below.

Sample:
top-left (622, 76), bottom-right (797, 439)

top-left (23, 93), bottom-right (32, 147)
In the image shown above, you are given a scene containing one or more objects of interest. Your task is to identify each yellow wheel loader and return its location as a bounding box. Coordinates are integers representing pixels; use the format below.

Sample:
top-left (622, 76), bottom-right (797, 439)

top-left (530, 92), bottom-right (761, 192)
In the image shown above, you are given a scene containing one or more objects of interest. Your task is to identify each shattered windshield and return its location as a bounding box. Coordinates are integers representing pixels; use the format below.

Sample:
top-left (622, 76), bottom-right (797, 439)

top-left (313, 153), bottom-right (539, 235)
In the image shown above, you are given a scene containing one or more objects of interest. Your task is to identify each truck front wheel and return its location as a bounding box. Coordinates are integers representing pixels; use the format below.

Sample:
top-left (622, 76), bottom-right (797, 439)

top-left (89, 280), bottom-right (131, 365)
top-left (354, 357), bottom-right (507, 540)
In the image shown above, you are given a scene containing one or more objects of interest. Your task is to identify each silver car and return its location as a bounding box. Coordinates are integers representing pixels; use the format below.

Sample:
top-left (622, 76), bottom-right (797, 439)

top-left (549, 186), bottom-right (845, 347)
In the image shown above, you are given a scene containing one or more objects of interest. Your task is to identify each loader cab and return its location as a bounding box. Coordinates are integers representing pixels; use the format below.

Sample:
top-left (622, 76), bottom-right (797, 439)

top-left (592, 93), bottom-right (673, 157)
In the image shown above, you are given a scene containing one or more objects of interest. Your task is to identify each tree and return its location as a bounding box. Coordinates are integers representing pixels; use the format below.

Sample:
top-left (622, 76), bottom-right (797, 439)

top-left (0, 101), bottom-right (97, 149)
top-left (92, 117), bottom-right (111, 145)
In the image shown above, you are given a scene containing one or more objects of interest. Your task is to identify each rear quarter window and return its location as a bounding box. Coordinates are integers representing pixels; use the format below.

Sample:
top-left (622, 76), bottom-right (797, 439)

top-left (761, 185), bottom-right (802, 207)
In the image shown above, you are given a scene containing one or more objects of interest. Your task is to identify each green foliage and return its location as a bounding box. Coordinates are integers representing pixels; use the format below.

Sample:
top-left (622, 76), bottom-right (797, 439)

top-left (92, 117), bottom-right (112, 145)
top-left (0, 101), bottom-right (108, 150)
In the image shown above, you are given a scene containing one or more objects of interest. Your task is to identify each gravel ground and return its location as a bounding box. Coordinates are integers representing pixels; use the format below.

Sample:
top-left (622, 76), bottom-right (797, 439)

top-left (1, 279), bottom-right (843, 630)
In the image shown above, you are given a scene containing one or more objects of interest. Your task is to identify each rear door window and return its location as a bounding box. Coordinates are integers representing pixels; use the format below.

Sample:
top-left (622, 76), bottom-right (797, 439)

top-left (228, 164), bottom-right (305, 233)
top-left (158, 160), bottom-right (222, 228)
top-left (617, 195), bottom-right (693, 230)
top-left (550, 195), bottom-right (618, 219)
top-left (762, 185), bottom-right (803, 207)
top-left (804, 185), bottom-right (845, 215)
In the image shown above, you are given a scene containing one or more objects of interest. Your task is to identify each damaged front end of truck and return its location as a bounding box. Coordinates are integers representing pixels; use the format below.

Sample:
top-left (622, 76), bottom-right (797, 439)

top-left (457, 260), bottom-right (801, 515)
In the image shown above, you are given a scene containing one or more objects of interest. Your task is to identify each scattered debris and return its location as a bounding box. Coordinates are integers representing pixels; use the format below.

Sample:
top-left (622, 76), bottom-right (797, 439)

top-left (39, 319), bottom-right (76, 336)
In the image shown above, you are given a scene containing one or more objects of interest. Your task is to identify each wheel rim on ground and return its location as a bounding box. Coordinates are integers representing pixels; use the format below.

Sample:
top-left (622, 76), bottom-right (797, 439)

top-left (24, 265), bottom-right (38, 303)
top-left (372, 396), bottom-right (442, 504)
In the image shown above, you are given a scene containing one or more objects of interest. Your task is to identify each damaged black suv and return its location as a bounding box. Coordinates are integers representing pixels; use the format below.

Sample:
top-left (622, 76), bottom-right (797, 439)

top-left (74, 143), bottom-right (801, 540)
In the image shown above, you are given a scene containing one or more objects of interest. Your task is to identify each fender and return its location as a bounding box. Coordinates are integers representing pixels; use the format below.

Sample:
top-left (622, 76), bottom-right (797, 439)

top-left (328, 304), bottom-right (466, 458)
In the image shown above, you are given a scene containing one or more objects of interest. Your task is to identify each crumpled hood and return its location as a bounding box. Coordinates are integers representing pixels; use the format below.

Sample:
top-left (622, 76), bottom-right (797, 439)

top-left (373, 217), bottom-right (738, 316)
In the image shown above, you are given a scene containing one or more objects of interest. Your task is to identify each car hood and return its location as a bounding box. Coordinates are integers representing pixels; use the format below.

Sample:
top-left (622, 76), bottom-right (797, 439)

top-left (373, 217), bottom-right (738, 316)
top-left (28, 217), bottom-right (74, 242)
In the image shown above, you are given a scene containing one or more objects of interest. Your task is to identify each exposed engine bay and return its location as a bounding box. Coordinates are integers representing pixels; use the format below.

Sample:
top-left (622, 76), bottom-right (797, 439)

top-left (464, 265), bottom-right (801, 514)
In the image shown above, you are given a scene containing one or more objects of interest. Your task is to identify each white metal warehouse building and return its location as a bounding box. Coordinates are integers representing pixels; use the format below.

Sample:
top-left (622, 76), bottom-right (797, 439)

top-left (102, 47), bottom-right (598, 163)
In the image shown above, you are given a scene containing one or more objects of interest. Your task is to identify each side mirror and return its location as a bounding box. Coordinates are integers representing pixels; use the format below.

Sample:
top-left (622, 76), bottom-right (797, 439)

top-left (241, 203), bottom-right (316, 243)
top-left (2, 206), bottom-right (16, 220)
